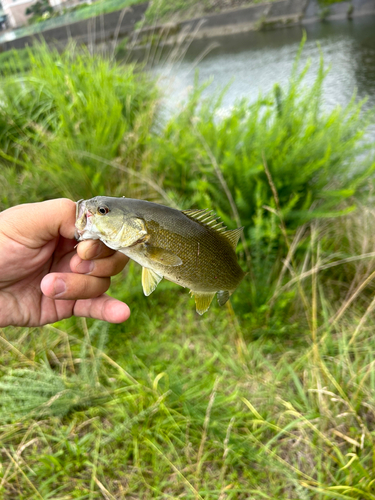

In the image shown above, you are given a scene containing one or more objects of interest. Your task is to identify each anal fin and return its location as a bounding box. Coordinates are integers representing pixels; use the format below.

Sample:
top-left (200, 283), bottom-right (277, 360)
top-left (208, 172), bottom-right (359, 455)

top-left (217, 290), bottom-right (231, 306)
top-left (142, 267), bottom-right (163, 296)
top-left (190, 291), bottom-right (215, 315)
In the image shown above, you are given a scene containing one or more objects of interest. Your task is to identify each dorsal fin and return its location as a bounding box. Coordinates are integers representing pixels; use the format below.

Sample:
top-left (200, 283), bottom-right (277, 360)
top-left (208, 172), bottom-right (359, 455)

top-left (182, 209), bottom-right (227, 233)
top-left (222, 227), bottom-right (243, 249)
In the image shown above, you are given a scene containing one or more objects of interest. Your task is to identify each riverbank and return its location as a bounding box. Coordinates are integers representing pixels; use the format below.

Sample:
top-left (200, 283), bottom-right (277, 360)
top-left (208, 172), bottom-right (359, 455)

top-left (1, 0), bottom-right (374, 52)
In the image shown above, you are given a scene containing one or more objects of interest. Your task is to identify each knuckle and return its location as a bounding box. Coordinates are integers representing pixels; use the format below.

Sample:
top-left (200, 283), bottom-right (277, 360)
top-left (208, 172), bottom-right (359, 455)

top-left (59, 198), bottom-right (76, 212)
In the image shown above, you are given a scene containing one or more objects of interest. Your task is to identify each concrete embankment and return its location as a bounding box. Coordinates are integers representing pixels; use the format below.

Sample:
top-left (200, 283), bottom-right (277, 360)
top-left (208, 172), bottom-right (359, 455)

top-left (1, 0), bottom-right (375, 52)
top-left (0, 2), bottom-right (149, 51)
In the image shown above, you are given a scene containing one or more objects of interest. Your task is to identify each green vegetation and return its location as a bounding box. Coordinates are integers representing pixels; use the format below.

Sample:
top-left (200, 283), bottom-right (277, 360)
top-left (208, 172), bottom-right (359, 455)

top-left (1, 43), bottom-right (375, 498)
top-left (0, 47), bottom-right (35, 74)
top-left (25, 0), bottom-right (53, 25)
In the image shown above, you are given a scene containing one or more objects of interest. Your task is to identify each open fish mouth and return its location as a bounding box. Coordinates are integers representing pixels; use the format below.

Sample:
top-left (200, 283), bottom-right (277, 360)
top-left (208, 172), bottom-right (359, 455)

top-left (74, 199), bottom-right (102, 242)
top-left (74, 199), bottom-right (88, 240)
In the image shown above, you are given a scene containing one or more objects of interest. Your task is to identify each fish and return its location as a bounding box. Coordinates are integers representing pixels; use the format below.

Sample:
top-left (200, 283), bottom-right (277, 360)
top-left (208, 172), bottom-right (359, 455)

top-left (75, 196), bottom-right (246, 315)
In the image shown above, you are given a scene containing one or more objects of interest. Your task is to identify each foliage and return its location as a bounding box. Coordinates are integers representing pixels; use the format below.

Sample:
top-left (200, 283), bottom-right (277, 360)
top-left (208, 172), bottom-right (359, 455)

top-left (2, 240), bottom-right (375, 498)
top-left (0, 47), bottom-right (34, 75)
top-left (25, 0), bottom-right (53, 24)
top-left (0, 42), bottom-right (374, 327)
top-left (0, 44), bottom-right (159, 205)
top-left (1, 40), bottom-right (375, 498)
top-left (150, 65), bottom-right (373, 230)
top-left (146, 54), bottom-right (374, 319)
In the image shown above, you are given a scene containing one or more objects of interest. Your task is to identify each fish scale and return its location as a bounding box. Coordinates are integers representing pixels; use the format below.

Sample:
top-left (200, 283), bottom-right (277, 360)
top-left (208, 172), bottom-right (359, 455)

top-left (75, 196), bottom-right (246, 315)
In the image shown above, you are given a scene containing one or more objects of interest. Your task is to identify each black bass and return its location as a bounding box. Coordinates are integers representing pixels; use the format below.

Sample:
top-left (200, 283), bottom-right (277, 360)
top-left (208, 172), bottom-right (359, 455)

top-left (75, 196), bottom-right (245, 314)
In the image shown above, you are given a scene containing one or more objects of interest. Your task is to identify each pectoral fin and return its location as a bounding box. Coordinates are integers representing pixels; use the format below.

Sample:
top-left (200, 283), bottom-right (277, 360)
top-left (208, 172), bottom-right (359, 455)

top-left (190, 291), bottom-right (216, 315)
top-left (142, 267), bottom-right (163, 296)
top-left (145, 246), bottom-right (182, 266)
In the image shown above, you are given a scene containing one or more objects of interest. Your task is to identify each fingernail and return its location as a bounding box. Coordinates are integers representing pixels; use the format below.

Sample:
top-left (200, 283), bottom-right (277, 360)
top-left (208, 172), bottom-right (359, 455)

top-left (54, 278), bottom-right (66, 297)
top-left (76, 260), bottom-right (95, 274)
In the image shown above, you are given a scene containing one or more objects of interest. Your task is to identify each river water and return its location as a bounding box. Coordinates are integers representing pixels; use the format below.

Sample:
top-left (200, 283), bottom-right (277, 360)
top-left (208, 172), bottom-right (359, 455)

top-left (152, 16), bottom-right (375, 123)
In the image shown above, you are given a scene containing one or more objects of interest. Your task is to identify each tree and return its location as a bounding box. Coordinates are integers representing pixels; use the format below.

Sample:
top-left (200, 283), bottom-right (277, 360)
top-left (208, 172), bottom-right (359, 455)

top-left (25, 0), bottom-right (53, 17)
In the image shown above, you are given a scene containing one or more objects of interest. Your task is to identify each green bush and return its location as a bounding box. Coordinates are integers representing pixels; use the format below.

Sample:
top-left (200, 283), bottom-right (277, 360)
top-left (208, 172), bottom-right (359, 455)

top-left (2, 40), bottom-right (375, 500)
top-left (0, 41), bottom-right (374, 332)
top-left (0, 44), bottom-right (159, 204)
top-left (145, 56), bottom-right (374, 320)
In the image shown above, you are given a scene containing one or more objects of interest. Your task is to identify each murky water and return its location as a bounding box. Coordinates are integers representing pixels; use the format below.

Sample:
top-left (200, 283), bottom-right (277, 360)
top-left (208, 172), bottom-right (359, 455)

top-left (152, 16), bottom-right (375, 124)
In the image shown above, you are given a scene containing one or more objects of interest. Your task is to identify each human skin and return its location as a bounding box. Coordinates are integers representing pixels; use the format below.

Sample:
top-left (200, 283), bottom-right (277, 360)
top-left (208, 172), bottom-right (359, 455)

top-left (0, 198), bottom-right (130, 327)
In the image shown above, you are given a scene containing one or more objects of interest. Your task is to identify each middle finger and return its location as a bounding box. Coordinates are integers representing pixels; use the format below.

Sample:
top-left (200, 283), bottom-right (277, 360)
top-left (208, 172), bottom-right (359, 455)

top-left (70, 251), bottom-right (129, 277)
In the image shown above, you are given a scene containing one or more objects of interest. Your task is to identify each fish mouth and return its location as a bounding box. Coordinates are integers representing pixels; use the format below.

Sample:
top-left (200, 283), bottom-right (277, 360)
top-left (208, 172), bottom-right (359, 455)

top-left (74, 199), bottom-right (101, 242)
top-left (75, 199), bottom-right (88, 240)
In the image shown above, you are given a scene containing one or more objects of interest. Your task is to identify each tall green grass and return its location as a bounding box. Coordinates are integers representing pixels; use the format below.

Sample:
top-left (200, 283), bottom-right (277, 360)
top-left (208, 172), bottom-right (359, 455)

top-left (2, 231), bottom-right (375, 499)
top-left (0, 44), bottom-right (159, 205)
top-left (146, 55), bottom-right (374, 328)
top-left (1, 42), bottom-right (375, 498)
top-left (1, 43), bottom-right (374, 326)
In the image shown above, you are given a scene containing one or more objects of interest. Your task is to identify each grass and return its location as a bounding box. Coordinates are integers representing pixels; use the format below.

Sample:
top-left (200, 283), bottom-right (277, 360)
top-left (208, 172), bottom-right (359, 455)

top-left (0, 42), bottom-right (375, 498)
top-left (2, 235), bottom-right (375, 499)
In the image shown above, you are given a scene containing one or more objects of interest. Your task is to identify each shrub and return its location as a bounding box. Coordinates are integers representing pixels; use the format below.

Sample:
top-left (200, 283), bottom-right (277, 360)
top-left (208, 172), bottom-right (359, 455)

top-left (145, 54), bottom-right (374, 319)
top-left (1, 41), bottom-right (374, 330)
top-left (0, 44), bottom-right (159, 204)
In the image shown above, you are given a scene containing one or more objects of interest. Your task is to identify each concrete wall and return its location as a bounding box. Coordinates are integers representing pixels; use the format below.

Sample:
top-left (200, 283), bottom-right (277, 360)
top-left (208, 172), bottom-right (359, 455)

top-left (1, 0), bottom-right (375, 52)
top-left (175, 0), bottom-right (308, 39)
top-left (303, 0), bottom-right (375, 21)
top-left (176, 0), bottom-right (374, 37)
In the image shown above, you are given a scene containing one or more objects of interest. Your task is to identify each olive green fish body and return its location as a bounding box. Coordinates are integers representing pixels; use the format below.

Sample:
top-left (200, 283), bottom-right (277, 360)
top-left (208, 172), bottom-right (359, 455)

top-left (143, 219), bottom-right (244, 292)
top-left (75, 197), bottom-right (245, 314)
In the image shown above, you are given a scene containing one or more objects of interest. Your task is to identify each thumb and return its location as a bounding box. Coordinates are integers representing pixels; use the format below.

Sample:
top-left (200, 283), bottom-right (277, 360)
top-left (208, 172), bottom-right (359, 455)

top-left (0, 199), bottom-right (77, 247)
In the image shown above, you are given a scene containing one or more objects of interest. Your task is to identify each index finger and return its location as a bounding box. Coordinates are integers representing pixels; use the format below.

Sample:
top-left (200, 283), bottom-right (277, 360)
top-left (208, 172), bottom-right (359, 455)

top-left (76, 240), bottom-right (117, 260)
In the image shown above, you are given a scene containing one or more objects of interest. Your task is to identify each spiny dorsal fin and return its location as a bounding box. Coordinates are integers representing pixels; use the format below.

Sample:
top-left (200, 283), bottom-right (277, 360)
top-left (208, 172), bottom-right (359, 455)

top-left (222, 227), bottom-right (243, 250)
top-left (182, 209), bottom-right (227, 234)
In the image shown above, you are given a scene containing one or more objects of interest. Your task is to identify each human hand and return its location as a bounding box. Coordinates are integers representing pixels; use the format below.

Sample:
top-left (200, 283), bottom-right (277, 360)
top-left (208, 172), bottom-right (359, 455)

top-left (0, 199), bottom-right (130, 327)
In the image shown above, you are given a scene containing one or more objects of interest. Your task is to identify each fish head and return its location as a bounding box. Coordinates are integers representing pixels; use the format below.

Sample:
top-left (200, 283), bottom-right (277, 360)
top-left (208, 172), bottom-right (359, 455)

top-left (75, 196), bottom-right (147, 250)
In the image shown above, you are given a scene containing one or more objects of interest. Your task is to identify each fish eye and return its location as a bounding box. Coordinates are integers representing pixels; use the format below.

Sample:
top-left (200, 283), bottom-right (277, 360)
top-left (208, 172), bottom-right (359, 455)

top-left (97, 206), bottom-right (109, 215)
